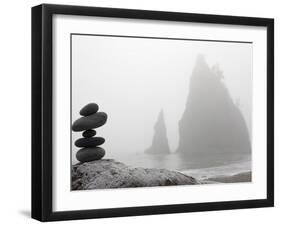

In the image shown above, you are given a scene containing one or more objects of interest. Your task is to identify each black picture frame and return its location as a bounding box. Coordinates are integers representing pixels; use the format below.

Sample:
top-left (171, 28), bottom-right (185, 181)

top-left (32, 4), bottom-right (274, 222)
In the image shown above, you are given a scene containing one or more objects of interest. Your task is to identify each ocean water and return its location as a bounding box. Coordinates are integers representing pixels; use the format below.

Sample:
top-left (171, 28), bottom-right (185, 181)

top-left (106, 152), bottom-right (251, 180)
top-left (180, 159), bottom-right (251, 180)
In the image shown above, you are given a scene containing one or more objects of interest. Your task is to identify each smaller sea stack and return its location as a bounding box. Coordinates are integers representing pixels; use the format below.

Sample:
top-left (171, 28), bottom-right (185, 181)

top-left (145, 110), bottom-right (170, 154)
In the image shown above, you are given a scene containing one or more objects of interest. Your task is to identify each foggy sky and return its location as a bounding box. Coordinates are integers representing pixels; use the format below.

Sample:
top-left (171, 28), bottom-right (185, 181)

top-left (71, 35), bottom-right (252, 164)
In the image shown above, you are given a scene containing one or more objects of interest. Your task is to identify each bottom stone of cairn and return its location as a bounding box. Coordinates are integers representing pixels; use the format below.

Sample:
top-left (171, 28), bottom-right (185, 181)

top-left (76, 147), bottom-right (106, 163)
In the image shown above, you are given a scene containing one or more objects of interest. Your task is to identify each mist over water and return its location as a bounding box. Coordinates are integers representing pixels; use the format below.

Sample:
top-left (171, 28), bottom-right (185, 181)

top-left (71, 35), bottom-right (252, 176)
top-left (105, 151), bottom-right (250, 171)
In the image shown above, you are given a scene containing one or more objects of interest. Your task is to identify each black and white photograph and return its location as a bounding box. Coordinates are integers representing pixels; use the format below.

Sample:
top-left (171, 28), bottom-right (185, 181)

top-left (71, 34), bottom-right (253, 190)
top-left (30, 3), bottom-right (274, 221)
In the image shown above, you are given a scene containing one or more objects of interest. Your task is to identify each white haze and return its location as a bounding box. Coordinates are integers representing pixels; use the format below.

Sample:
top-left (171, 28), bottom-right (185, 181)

top-left (71, 35), bottom-right (252, 164)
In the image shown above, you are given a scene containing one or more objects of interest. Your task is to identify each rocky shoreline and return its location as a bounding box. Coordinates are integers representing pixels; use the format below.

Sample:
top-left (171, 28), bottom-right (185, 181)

top-left (72, 159), bottom-right (198, 190)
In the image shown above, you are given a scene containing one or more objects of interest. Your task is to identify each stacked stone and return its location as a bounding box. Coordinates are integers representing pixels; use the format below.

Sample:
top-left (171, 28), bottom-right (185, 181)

top-left (72, 103), bottom-right (108, 163)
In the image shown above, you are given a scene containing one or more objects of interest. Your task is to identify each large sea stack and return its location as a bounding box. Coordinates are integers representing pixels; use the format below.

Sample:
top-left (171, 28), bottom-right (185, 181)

top-left (145, 110), bottom-right (170, 154)
top-left (177, 55), bottom-right (251, 156)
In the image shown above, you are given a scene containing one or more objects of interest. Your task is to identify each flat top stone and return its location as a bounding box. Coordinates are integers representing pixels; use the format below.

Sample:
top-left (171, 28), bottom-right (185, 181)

top-left (80, 103), bottom-right (99, 116)
top-left (72, 112), bottom-right (107, 132)
top-left (72, 159), bottom-right (197, 190)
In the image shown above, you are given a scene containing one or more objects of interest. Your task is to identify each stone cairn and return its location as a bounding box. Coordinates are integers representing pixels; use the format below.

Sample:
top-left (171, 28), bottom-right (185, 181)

top-left (72, 103), bottom-right (107, 163)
